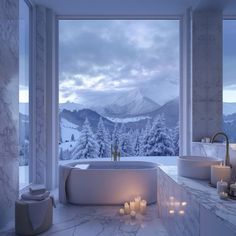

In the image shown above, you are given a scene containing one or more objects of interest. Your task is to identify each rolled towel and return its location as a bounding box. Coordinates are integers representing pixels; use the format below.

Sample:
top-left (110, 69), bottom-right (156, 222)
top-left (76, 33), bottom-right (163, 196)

top-left (29, 184), bottom-right (46, 195)
top-left (21, 191), bottom-right (50, 201)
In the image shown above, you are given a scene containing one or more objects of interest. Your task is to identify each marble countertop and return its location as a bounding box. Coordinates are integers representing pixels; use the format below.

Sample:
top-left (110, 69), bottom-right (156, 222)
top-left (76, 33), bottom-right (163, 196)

top-left (160, 166), bottom-right (236, 232)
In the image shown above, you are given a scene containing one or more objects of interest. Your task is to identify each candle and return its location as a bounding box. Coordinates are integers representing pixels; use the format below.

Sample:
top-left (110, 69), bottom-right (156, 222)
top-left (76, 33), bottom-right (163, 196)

top-left (217, 180), bottom-right (228, 194)
top-left (119, 208), bottom-right (125, 215)
top-left (211, 164), bottom-right (231, 186)
top-left (219, 191), bottom-right (228, 200)
top-left (130, 210), bottom-right (136, 219)
top-left (124, 202), bottom-right (130, 214)
top-left (130, 201), bottom-right (136, 211)
top-left (230, 183), bottom-right (236, 196)
top-left (134, 196), bottom-right (141, 211)
top-left (140, 200), bottom-right (147, 214)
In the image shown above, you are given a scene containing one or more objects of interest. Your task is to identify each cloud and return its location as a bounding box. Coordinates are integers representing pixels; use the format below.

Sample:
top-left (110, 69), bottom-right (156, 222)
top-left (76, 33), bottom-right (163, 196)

top-left (59, 20), bottom-right (180, 105)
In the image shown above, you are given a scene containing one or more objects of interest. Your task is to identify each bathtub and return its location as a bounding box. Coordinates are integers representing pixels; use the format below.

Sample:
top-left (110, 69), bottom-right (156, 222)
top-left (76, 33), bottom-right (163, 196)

top-left (59, 161), bottom-right (157, 205)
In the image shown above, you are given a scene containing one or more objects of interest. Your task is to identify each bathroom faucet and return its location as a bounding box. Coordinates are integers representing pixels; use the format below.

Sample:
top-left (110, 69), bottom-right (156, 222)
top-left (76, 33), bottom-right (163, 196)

top-left (210, 132), bottom-right (231, 167)
top-left (111, 145), bottom-right (120, 161)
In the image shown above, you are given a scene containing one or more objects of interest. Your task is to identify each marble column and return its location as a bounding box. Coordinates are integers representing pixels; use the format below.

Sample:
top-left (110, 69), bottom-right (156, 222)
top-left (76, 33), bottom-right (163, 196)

top-left (192, 10), bottom-right (223, 141)
top-left (0, 0), bottom-right (19, 229)
top-left (33, 5), bottom-right (58, 188)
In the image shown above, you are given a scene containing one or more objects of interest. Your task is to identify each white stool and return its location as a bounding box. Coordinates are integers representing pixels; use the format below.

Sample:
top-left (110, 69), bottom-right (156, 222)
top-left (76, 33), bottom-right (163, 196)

top-left (15, 197), bottom-right (53, 235)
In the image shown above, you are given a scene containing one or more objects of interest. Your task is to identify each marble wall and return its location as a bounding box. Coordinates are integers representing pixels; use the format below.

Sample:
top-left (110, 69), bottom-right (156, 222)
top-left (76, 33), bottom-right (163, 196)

top-left (192, 10), bottom-right (223, 141)
top-left (0, 0), bottom-right (19, 229)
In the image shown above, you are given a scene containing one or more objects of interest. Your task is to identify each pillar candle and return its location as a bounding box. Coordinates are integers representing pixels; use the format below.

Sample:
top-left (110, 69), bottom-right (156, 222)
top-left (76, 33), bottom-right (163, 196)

top-left (130, 210), bottom-right (136, 219)
top-left (134, 196), bottom-right (141, 211)
top-left (124, 202), bottom-right (130, 214)
top-left (211, 164), bottom-right (231, 186)
top-left (217, 180), bottom-right (228, 194)
top-left (140, 200), bottom-right (147, 214)
top-left (130, 201), bottom-right (136, 211)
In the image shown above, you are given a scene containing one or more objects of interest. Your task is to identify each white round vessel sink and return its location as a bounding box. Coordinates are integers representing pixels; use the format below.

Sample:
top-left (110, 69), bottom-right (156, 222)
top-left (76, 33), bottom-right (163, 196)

top-left (177, 156), bottom-right (222, 180)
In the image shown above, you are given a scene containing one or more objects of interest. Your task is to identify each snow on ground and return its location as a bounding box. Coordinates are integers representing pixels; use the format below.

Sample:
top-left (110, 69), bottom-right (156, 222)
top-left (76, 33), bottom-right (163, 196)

top-left (60, 141), bottom-right (77, 151)
top-left (106, 116), bottom-right (150, 123)
top-left (60, 118), bottom-right (80, 142)
top-left (19, 165), bottom-right (29, 189)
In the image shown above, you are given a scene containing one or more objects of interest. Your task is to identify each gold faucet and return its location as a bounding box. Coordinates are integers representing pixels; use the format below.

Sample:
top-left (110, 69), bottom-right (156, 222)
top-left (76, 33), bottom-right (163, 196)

top-left (210, 132), bottom-right (231, 167)
top-left (111, 145), bottom-right (120, 161)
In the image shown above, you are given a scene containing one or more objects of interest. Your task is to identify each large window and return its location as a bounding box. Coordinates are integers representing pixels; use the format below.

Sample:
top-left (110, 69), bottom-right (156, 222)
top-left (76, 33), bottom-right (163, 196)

top-left (223, 20), bottom-right (236, 142)
top-left (59, 20), bottom-right (179, 160)
top-left (19, 0), bottom-right (30, 188)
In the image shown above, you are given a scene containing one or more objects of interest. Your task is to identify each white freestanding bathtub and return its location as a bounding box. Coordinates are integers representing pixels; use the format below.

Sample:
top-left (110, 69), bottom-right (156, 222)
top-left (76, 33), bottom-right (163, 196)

top-left (59, 161), bottom-right (157, 205)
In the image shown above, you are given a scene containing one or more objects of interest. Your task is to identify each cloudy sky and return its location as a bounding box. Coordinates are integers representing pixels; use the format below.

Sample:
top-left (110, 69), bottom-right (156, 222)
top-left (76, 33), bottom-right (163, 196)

top-left (223, 20), bottom-right (236, 103)
top-left (59, 20), bottom-right (180, 106)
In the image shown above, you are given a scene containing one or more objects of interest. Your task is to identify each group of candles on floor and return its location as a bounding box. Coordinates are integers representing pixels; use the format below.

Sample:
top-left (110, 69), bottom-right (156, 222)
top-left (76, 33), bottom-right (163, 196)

top-left (118, 196), bottom-right (147, 219)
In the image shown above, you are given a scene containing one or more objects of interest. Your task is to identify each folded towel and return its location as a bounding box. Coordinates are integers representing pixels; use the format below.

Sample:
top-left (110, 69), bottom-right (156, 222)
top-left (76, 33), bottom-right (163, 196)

top-left (29, 184), bottom-right (46, 195)
top-left (21, 191), bottom-right (50, 201)
top-left (74, 164), bottom-right (90, 169)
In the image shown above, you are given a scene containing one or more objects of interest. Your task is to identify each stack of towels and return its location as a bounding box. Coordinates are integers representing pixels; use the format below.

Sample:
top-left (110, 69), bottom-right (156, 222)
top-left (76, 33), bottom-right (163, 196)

top-left (21, 185), bottom-right (50, 201)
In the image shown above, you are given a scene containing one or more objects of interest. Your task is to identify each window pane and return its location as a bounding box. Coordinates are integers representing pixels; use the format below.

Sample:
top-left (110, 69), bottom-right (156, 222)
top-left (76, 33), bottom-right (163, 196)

top-left (59, 20), bottom-right (179, 160)
top-left (223, 20), bottom-right (236, 142)
top-left (19, 0), bottom-right (30, 188)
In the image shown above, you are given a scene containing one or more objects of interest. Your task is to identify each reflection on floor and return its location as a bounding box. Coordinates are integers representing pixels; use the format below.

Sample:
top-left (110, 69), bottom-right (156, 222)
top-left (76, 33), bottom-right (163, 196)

top-left (3, 203), bottom-right (169, 236)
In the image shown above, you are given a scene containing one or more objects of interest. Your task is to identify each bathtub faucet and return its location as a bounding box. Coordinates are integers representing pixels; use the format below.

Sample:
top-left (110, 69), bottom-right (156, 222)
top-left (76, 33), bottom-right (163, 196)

top-left (111, 145), bottom-right (120, 161)
top-left (210, 132), bottom-right (231, 167)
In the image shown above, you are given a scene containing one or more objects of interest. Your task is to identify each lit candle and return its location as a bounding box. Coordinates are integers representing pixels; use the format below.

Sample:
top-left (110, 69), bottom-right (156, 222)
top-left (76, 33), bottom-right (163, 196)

top-left (169, 210), bottom-right (175, 215)
top-left (130, 201), bottom-right (136, 211)
top-left (140, 200), bottom-right (147, 214)
top-left (219, 191), bottom-right (228, 200)
top-left (134, 196), bottom-right (141, 211)
top-left (230, 182), bottom-right (236, 196)
top-left (119, 208), bottom-right (125, 216)
top-left (124, 202), bottom-right (130, 214)
top-left (179, 210), bottom-right (185, 215)
top-left (217, 180), bottom-right (228, 194)
top-left (211, 164), bottom-right (231, 186)
top-left (130, 210), bottom-right (136, 219)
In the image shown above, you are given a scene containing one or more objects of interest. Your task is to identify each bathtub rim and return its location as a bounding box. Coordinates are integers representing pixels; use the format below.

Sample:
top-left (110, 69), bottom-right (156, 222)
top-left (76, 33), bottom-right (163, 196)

top-left (59, 160), bottom-right (158, 171)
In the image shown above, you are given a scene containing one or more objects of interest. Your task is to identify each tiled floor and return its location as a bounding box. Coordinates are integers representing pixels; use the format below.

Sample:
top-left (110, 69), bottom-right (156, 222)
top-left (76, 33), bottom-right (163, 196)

top-left (3, 203), bottom-right (169, 236)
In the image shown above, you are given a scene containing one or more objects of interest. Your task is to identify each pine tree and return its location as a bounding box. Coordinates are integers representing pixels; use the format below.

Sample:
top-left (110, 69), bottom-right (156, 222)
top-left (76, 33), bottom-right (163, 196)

top-left (112, 123), bottom-right (120, 149)
top-left (96, 117), bottom-right (110, 158)
top-left (72, 118), bottom-right (98, 159)
top-left (172, 124), bottom-right (179, 156)
top-left (119, 124), bottom-right (133, 157)
top-left (141, 119), bottom-right (152, 156)
top-left (146, 116), bottom-right (175, 156)
top-left (133, 130), bottom-right (142, 156)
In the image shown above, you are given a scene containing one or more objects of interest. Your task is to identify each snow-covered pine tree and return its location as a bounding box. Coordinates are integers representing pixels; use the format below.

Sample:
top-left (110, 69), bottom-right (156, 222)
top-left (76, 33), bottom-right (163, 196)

top-left (72, 118), bottom-right (98, 159)
top-left (146, 116), bottom-right (175, 156)
top-left (172, 124), bottom-right (179, 156)
top-left (140, 119), bottom-right (152, 156)
top-left (119, 124), bottom-right (133, 157)
top-left (133, 130), bottom-right (142, 156)
top-left (71, 134), bottom-right (75, 142)
top-left (112, 123), bottom-right (121, 149)
top-left (96, 117), bottom-right (110, 158)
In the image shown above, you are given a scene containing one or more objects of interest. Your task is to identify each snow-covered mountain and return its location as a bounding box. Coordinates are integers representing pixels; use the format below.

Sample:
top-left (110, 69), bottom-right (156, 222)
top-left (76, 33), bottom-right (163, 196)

top-left (59, 101), bottom-right (84, 112)
top-left (223, 102), bottom-right (236, 115)
top-left (59, 89), bottom-right (160, 118)
top-left (101, 89), bottom-right (160, 118)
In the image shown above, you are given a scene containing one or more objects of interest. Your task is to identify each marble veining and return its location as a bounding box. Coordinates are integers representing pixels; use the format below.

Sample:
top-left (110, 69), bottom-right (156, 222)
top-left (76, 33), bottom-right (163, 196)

top-left (159, 166), bottom-right (236, 235)
top-left (0, 0), bottom-right (19, 229)
top-left (2, 202), bottom-right (169, 236)
top-left (35, 6), bottom-right (47, 184)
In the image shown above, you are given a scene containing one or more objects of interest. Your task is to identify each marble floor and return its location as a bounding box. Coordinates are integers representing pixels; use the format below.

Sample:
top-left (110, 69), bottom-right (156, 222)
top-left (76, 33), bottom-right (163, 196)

top-left (3, 203), bottom-right (169, 236)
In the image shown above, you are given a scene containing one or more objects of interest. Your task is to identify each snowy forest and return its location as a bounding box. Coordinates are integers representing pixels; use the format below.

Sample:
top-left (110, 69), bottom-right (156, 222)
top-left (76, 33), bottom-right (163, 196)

top-left (59, 115), bottom-right (179, 160)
